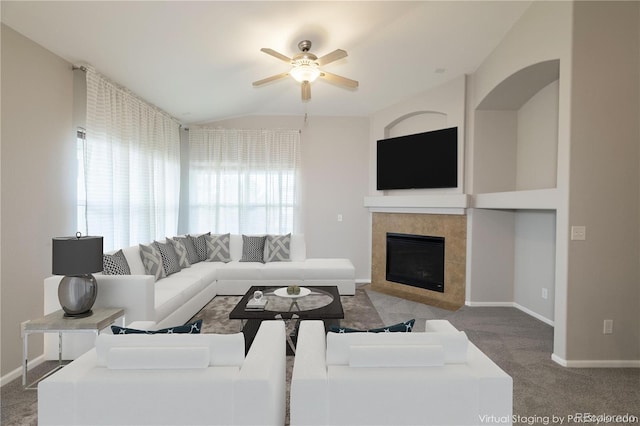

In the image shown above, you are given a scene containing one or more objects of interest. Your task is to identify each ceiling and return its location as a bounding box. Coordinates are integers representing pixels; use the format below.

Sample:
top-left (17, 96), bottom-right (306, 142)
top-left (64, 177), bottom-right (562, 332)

top-left (1, 1), bottom-right (532, 124)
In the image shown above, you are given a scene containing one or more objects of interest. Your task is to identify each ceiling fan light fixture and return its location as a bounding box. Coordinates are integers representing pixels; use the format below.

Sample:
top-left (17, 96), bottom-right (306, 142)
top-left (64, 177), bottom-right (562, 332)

top-left (290, 63), bottom-right (321, 83)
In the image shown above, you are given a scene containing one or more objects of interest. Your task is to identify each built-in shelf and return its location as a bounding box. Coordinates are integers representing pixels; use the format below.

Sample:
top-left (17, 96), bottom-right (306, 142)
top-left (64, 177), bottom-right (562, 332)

top-left (364, 189), bottom-right (559, 213)
top-left (472, 188), bottom-right (560, 210)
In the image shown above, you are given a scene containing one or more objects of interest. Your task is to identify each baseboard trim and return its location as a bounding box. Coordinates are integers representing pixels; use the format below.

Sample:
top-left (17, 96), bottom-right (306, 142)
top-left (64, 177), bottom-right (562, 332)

top-left (355, 279), bottom-right (371, 285)
top-left (552, 353), bottom-right (640, 368)
top-left (1, 354), bottom-right (45, 387)
top-left (465, 301), bottom-right (554, 326)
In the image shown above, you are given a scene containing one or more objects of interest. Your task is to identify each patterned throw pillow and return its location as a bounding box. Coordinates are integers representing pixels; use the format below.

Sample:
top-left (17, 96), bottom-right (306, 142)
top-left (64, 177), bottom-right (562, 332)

top-left (330, 319), bottom-right (415, 334)
top-left (103, 249), bottom-right (131, 275)
top-left (139, 243), bottom-right (166, 281)
top-left (169, 238), bottom-right (191, 269)
top-left (240, 235), bottom-right (266, 263)
top-left (174, 236), bottom-right (199, 264)
top-left (154, 240), bottom-right (181, 276)
top-left (189, 233), bottom-right (210, 262)
top-left (264, 233), bottom-right (291, 262)
top-left (205, 233), bottom-right (231, 263)
top-left (111, 319), bottom-right (203, 335)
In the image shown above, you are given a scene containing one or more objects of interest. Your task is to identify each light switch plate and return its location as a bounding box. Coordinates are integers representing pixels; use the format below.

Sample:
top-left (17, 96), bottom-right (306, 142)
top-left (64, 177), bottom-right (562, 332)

top-left (571, 226), bottom-right (586, 241)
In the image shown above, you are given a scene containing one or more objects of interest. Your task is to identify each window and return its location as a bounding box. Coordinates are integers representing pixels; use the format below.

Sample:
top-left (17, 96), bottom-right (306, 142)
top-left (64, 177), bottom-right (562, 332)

top-left (188, 128), bottom-right (300, 234)
top-left (82, 67), bottom-right (181, 251)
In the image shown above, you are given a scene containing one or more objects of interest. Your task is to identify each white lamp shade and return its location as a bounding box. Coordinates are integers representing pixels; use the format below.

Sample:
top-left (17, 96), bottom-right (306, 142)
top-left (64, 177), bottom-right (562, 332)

top-left (290, 64), bottom-right (321, 83)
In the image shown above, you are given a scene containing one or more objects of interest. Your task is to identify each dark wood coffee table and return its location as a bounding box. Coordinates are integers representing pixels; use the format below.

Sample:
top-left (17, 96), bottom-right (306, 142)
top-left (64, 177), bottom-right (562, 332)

top-left (229, 285), bottom-right (344, 354)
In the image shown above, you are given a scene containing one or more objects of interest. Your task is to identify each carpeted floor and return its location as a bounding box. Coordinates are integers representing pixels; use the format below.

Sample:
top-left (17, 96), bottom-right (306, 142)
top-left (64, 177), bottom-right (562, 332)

top-left (2, 285), bottom-right (639, 426)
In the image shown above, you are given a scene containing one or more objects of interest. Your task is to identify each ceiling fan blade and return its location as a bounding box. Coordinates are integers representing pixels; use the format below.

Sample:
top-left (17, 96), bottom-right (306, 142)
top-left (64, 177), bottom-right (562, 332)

top-left (319, 71), bottom-right (359, 88)
top-left (301, 81), bottom-right (311, 101)
top-left (260, 48), bottom-right (292, 63)
top-left (252, 72), bottom-right (289, 86)
top-left (317, 49), bottom-right (348, 66)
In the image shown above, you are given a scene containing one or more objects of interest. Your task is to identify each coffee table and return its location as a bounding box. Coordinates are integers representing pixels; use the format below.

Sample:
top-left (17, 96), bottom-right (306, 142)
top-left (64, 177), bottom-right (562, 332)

top-left (229, 285), bottom-right (343, 354)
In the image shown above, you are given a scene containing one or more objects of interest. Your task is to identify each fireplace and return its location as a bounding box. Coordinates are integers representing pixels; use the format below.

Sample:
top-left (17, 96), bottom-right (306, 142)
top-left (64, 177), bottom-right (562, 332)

top-left (371, 212), bottom-right (465, 311)
top-left (386, 233), bottom-right (445, 293)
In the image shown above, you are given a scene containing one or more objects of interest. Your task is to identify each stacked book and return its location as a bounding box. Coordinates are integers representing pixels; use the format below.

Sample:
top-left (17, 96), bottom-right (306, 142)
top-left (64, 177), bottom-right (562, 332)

top-left (246, 298), bottom-right (267, 311)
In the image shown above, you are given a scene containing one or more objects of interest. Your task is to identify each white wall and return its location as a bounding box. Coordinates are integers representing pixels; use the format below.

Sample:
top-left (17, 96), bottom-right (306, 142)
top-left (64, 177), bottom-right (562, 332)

top-left (514, 210), bottom-right (556, 322)
top-left (1, 24), bottom-right (75, 378)
top-left (516, 80), bottom-right (559, 190)
top-left (566, 1), bottom-right (640, 362)
top-left (200, 115), bottom-right (371, 281)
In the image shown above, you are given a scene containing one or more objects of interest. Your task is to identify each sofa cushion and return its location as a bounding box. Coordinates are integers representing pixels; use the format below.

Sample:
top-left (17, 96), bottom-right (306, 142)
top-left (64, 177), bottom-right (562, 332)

top-left (95, 333), bottom-right (245, 367)
top-left (106, 346), bottom-right (210, 370)
top-left (169, 238), bottom-right (191, 269)
top-left (139, 243), bottom-right (166, 281)
top-left (103, 250), bottom-right (131, 275)
top-left (348, 344), bottom-right (445, 368)
top-left (121, 245), bottom-right (146, 275)
top-left (154, 240), bottom-right (181, 276)
top-left (173, 236), bottom-right (199, 264)
top-left (264, 234), bottom-right (291, 262)
top-left (326, 330), bottom-right (469, 366)
top-left (302, 259), bottom-right (355, 280)
top-left (330, 319), bottom-right (415, 334)
top-left (205, 233), bottom-right (231, 263)
top-left (240, 235), bottom-right (266, 263)
top-left (111, 319), bottom-right (203, 335)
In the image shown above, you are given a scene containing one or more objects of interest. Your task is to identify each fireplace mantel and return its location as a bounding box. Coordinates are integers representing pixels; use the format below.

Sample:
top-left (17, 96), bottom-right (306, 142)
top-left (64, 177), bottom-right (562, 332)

top-left (364, 194), bottom-right (469, 215)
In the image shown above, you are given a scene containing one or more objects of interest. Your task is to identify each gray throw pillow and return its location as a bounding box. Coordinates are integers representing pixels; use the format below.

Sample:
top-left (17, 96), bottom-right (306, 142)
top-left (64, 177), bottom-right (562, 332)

top-left (154, 240), bottom-right (181, 276)
top-left (189, 233), bottom-right (210, 262)
top-left (173, 236), bottom-right (199, 264)
top-left (240, 235), bottom-right (266, 263)
top-left (170, 238), bottom-right (191, 269)
top-left (205, 233), bottom-right (231, 263)
top-left (139, 243), bottom-right (166, 281)
top-left (264, 233), bottom-right (291, 262)
top-left (103, 249), bottom-right (131, 275)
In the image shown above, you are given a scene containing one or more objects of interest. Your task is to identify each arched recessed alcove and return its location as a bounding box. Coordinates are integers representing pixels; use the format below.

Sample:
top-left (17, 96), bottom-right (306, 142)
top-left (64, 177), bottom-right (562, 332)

top-left (384, 111), bottom-right (447, 139)
top-left (468, 59), bottom-right (561, 328)
top-left (473, 60), bottom-right (560, 194)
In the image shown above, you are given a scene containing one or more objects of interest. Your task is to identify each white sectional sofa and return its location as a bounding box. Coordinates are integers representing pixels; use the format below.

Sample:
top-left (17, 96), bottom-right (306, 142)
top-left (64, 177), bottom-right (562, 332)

top-left (290, 319), bottom-right (513, 426)
top-left (38, 321), bottom-right (286, 426)
top-left (44, 233), bottom-right (355, 359)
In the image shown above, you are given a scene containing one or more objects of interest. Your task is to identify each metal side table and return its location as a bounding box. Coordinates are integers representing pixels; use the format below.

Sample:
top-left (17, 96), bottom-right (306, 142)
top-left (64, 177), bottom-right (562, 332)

top-left (21, 307), bottom-right (125, 389)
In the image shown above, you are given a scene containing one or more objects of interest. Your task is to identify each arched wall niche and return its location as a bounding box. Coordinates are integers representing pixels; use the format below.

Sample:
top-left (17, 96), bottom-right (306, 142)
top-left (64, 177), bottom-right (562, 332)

top-left (384, 111), bottom-right (447, 139)
top-left (477, 59), bottom-right (560, 111)
top-left (473, 59), bottom-right (560, 194)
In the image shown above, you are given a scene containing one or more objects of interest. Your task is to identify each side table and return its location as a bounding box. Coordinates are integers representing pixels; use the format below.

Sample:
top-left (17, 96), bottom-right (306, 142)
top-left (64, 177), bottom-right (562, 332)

top-left (21, 307), bottom-right (125, 389)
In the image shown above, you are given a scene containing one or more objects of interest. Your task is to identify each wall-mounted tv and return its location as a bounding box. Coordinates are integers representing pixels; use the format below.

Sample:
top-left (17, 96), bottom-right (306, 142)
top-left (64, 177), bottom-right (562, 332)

top-left (376, 126), bottom-right (458, 190)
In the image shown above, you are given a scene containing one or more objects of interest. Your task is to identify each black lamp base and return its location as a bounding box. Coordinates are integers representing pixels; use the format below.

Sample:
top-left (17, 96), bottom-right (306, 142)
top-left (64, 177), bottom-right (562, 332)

top-left (58, 275), bottom-right (98, 318)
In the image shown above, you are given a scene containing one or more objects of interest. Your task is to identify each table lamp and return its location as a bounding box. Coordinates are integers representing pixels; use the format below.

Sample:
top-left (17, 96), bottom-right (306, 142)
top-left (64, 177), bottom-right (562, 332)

top-left (52, 233), bottom-right (103, 318)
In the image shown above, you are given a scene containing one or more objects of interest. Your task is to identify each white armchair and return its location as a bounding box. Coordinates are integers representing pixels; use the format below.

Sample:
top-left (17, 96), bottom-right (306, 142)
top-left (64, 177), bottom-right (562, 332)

top-left (38, 320), bottom-right (286, 425)
top-left (290, 320), bottom-right (512, 426)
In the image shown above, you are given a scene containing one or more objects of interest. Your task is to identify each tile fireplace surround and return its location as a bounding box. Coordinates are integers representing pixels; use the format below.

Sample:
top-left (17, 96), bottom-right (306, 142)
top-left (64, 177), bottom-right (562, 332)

top-left (371, 212), bottom-right (466, 310)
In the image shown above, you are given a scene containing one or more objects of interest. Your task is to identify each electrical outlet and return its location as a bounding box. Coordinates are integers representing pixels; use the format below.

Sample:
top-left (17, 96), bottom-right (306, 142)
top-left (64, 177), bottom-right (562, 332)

top-left (571, 226), bottom-right (586, 241)
top-left (603, 319), bottom-right (613, 334)
top-left (542, 288), bottom-right (548, 299)
top-left (337, 214), bottom-right (343, 222)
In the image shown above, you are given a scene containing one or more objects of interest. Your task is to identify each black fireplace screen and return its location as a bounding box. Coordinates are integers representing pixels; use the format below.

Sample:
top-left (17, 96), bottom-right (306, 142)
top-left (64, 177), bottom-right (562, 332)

top-left (386, 233), bottom-right (445, 293)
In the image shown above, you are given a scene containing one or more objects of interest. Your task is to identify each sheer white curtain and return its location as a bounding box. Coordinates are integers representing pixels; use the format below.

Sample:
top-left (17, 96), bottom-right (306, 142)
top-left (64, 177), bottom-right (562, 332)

top-left (188, 128), bottom-right (300, 234)
top-left (84, 67), bottom-right (181, 251)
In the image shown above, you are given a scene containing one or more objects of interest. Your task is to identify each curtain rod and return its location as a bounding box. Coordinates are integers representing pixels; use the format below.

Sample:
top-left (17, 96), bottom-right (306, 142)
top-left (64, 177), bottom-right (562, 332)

top-left (184, 127), bottom-right (301, 134)
top-left (72, 65), bottom-right (87, 72)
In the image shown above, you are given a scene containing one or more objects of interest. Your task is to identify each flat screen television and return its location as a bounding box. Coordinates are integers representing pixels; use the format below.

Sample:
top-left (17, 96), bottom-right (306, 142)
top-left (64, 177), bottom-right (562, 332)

top-left (376, 126), bottom-right (458, 190)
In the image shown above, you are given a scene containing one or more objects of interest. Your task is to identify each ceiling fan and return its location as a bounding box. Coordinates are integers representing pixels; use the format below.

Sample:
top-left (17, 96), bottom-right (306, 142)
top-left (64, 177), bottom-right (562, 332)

top-left (253, 40), bottom-right (358, 101)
